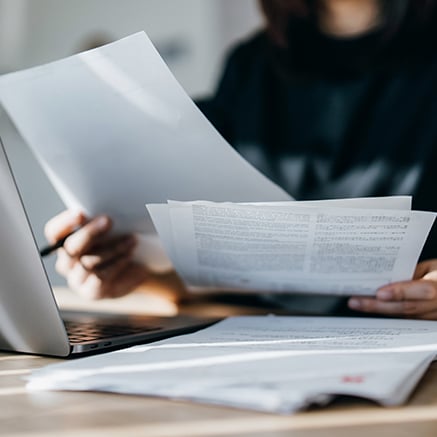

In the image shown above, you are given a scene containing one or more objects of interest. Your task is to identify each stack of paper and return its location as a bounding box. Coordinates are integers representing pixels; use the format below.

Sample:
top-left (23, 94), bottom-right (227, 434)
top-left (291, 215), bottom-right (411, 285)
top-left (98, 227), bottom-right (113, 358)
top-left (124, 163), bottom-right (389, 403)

top-left (27, 316), bottom-right (437, 413)
top-left (147, 197), bottom-right (436, 295)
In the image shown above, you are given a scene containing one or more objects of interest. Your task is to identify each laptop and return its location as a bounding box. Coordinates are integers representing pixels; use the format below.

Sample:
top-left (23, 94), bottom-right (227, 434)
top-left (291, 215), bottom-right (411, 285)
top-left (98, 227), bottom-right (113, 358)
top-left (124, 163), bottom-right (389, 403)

top-left (0, 137), bottom-right (217, 357)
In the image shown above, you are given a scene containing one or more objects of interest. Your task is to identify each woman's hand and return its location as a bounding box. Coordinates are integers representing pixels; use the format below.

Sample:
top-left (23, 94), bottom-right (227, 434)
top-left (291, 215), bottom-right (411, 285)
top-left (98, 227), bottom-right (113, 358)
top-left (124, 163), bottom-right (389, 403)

top-left (348, 259), bottom-right (437, 320)
top-left (44, 210), bottom-right (149, 300)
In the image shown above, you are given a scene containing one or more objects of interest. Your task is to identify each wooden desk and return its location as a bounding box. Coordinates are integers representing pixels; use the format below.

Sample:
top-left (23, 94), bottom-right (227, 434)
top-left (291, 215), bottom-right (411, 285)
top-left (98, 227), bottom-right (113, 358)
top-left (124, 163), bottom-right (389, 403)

top-left (2, 289), bottom-right (437, 437)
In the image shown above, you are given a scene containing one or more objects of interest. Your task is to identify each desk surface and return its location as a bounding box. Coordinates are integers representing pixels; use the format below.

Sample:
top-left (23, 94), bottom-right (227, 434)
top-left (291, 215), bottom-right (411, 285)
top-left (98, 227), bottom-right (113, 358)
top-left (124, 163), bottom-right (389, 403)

top-left (3, 288), bottom-right (437, 437)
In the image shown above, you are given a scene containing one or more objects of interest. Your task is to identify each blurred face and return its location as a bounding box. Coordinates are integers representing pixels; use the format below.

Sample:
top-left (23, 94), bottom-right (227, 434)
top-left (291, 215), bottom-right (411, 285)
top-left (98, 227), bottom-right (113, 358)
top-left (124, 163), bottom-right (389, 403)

top-left (317, 0), bottom-right (382, 36)
top-left (260, 0), bottom-right (383, 46)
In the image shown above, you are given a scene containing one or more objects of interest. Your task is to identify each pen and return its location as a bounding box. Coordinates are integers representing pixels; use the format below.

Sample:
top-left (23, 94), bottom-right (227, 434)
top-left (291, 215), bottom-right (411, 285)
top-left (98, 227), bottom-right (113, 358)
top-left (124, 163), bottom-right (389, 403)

top-left (39, 231), bottom-right (75, 257)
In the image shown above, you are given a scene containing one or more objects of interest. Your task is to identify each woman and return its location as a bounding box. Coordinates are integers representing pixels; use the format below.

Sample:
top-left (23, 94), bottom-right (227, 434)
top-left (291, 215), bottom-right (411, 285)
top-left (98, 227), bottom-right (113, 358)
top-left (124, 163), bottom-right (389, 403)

top-left (45, 0), bottom-right (437, 318)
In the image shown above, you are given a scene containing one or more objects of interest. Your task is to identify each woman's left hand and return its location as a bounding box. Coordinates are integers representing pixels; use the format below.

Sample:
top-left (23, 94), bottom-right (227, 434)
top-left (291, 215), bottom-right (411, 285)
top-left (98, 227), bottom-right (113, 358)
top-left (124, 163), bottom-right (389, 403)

top-left (348, 259), bottom-right (437, 320)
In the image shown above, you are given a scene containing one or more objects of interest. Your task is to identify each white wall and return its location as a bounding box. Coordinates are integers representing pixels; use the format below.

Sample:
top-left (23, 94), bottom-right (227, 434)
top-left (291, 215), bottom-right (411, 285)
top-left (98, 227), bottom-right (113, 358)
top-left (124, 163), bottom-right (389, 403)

top-left (0, 0), bottom-right (262, 284)
top-left (0, 0), bottom-right (262, 96)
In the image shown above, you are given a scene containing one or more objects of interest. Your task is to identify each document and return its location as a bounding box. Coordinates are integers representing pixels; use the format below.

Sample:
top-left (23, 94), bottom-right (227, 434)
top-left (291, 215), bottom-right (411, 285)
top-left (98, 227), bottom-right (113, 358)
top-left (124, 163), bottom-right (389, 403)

top-left (0, 32), bottom-right (290, 233)
top-left (27, 316), bottom-right (437, 414)
top-left (147, 197), bottom-right (436, 295)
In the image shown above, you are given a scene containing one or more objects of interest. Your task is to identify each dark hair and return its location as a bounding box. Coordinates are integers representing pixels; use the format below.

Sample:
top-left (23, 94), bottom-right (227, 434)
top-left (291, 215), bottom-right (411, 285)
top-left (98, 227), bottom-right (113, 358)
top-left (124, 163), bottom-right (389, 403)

top-left (259, 0), bottom-right (437, 47)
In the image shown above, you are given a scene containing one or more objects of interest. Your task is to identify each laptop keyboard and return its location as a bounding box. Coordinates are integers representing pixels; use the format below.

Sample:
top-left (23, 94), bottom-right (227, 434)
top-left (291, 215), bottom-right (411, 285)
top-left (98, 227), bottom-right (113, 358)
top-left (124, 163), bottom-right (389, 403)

top-left (64, 320), bottom-right (163, 344)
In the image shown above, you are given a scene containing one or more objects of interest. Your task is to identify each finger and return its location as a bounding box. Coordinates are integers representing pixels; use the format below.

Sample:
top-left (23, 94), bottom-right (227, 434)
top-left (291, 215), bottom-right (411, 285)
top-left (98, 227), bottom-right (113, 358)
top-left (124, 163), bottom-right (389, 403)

top-left (74, 274), bottom-right (105, 301)
top-left (66, 261), bottom-right (91, 296)
top-left (54, 248), bottom-right (76, 276)
top-left (348, 297), bottom-right (437, 316)
top-left (419, 311), bottom-right (437, 321)
top-left (44, 210), bottom-right (87, 243)
top-left (68, 261), bottom-right (149, 300)
top-left (414, 260), bottom-right (437, 279)
top-left (79, 235), bottom-right (136, 271)
top-left (82, 258), bottom-right (144, 300)
top-left (64, 215), bottom-right (112, 257)
top-left (66, 260), bottom-right (119, 301)
top-left (94, 253), bottom-right (133, 281)
top-left (414, 262), bottom-right (428, 279)
top-left (376, 281), bottom-right (437, 302)
top-left (107, 263), bottom-right (149, 298)
top-left (423, 270), bottom-right (437, 282)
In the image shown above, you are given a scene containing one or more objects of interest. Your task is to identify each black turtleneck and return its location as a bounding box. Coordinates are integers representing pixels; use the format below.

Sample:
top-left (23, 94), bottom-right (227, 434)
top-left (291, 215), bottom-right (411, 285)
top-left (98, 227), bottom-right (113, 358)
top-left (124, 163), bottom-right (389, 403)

top-left (198, 24), bottom-right (437, 263)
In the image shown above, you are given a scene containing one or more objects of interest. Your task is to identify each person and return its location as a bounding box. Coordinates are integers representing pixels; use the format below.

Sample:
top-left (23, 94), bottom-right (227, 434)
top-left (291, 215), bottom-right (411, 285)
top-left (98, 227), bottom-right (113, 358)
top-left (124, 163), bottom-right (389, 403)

top-left (45, 0), bottom-right (437, 319)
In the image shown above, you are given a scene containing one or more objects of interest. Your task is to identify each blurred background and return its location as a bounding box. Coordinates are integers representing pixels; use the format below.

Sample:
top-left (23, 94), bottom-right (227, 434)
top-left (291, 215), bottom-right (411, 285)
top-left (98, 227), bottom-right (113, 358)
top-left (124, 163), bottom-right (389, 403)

top-left (0, 0), bottom-right (262, 284)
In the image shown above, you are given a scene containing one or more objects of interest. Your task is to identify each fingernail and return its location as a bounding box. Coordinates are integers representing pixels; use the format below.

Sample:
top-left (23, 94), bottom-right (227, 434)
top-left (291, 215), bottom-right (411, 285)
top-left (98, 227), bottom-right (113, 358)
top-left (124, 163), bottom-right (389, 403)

top-left (68, 209), bottom-right (83, 222)
top-left (96, 216), bottom-right (109, 230)
top-left (377, 289), bottom-right (394, 300)
top-left (348, 299), bottom-right (361, 309)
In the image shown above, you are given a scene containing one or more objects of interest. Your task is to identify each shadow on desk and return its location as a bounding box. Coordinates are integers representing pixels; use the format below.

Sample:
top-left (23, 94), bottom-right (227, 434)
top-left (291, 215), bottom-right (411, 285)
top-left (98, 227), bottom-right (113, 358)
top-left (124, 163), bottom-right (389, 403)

top-left (53, 286), bottom-right (287, 319)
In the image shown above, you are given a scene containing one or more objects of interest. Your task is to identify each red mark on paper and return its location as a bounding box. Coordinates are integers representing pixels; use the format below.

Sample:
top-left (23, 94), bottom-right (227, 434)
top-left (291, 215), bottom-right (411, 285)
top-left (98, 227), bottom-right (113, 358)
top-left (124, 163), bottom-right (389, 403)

top-left (341, 375), bottom-right (365, 383)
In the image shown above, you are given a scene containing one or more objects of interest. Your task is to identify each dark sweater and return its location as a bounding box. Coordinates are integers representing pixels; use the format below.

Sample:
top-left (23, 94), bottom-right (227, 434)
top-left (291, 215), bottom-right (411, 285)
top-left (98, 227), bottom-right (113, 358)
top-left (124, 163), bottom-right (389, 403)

top-left (198, 27), bottom-right (437, 264)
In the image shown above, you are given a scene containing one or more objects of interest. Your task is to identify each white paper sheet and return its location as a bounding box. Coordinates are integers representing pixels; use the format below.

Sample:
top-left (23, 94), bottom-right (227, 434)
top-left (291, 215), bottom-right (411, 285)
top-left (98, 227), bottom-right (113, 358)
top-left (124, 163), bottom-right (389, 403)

top-left (0, 32), bottom-right (291, 233)
top-left (27, 316), bottom-right (437, 413)
top-left (147, 198), bottom-right (435, 295)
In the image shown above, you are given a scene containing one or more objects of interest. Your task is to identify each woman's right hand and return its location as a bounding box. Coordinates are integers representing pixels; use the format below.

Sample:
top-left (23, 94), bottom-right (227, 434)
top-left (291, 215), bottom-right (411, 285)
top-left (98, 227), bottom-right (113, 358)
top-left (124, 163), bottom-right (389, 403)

top-left (44, 210), bottom-right (149, 300)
